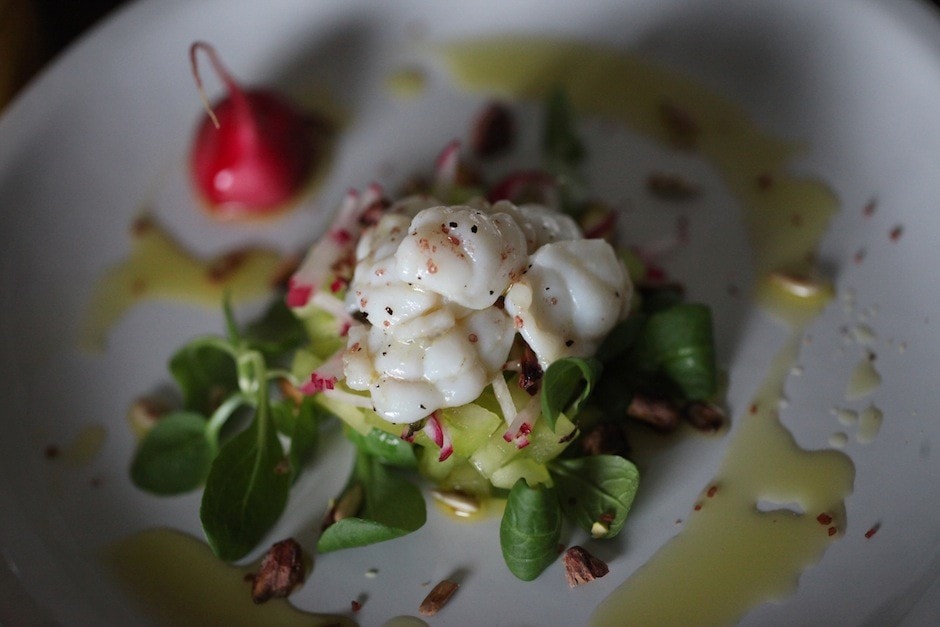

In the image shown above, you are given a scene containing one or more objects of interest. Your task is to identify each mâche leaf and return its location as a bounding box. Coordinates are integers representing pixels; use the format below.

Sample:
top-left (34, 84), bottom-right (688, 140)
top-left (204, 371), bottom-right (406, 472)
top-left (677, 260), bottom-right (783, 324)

top-left (500, 479), bottom-right (562, 581)
top-left (286, 396), bottom-right (323, 481)
top-left (594, 314), bottom-right (646, 363)
top-left (345, 427), bottom-right (418, 468)
top-left (550, 455), bottom-right (639, 538)
top-left (242, 295), bottom-right (309, 362)
top-left (169, 337), bottom-right (238, 416)
top-left (541, 357), bottom-right (602, 430)
top-left (542, 87), bottom-right (587, 215)
top-left (317, 451), bottom-right (426, 552)
top-left (200, 400), bottom-right (290, 562)
top-left (632, 303), bottom-right (717, 400)
top-left (130, 411), bottom-right (216, 495)
top-left (543, 87), bottom-right (585, 173)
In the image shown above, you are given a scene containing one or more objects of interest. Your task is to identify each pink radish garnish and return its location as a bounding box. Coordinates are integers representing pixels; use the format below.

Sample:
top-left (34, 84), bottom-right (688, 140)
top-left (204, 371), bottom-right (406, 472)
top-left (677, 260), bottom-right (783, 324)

top-left (433, 139), bottom-right (462, 188)
top-left (189, 41), bottom-right (318, 220)
top-left (287, 184), bottom-right (387, 311)
top-left (423, 412), bottom-right (454, 462)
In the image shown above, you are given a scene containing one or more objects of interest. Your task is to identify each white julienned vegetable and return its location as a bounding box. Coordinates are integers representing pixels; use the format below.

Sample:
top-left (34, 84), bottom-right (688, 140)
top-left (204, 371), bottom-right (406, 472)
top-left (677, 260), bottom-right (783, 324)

top-left (342, 195), bottom-right (632, 424)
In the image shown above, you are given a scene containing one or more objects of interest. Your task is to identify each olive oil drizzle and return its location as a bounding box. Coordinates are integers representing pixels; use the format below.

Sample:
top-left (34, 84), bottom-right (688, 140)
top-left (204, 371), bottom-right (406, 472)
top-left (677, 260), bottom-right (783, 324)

top-left (442, 37), bottom-right (854, 625)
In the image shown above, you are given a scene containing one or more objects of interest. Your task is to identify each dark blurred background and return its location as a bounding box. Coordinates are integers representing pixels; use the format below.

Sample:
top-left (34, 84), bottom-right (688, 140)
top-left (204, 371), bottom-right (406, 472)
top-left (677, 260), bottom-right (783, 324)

top-left (4, 0), bottom-right (940, 110)
top-left (1, 0), bottom-right (129, 110)
top-left (33, 0), bottom-right (126, 55)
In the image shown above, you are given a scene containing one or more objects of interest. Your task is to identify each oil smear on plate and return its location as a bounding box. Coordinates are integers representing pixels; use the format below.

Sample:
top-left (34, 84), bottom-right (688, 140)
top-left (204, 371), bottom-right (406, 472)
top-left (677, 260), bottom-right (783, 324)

top-left (103, 528), bottom-right (353, 626)
top-left (830, 291), bottom-right (886, 447)
top-left (440, 38), bottom-right (855, 625)
top-left (79, 214), bottom-right (287, 350)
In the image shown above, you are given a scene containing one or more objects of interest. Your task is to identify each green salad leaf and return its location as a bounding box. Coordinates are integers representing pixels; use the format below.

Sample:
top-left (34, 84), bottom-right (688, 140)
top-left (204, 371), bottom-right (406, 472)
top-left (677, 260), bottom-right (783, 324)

top-left (169, 337), bottom-right (238, 416)
top-left (269, 395), bottom-right (327, 482)
top-left (130, 411), bottom-right (216, 495)
top-left (550, 455), bottom-right (639, 539)
top-left (241, 296), bottom-right (310, 362)
top-left (317, 451), bottom-right (426, 553)
top-left (500, 478), bottom-right (563, 581)
top-left (541, 357), bottom-right (602, 430)
top-left (543, 87), bottom-right (587, 215)
top-left (345, 427), bottom-right (419, 468)
top-left (594, 314), bottom-right (646, 364)
top-left (198, 346), bottom-right (292, 562)
top-left (200, 403), bottom-right (291, 561)
top-left (632, 303), bottom-right (717, 400)
top-left (543, 87), bottom-right (585, 174)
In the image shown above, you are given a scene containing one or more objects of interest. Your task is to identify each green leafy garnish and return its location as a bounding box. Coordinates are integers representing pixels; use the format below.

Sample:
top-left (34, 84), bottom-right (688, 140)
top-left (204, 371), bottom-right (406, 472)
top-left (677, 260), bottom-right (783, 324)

top-left (543, 87), bottom-right (585, 173)
top-left (594, 314), bottom-right (646, 363)
top-left (317, 451), bottom-right (426, 553)
top-left (345, 426), bottom-right (419, 468)
top-left (130, 411), bottom-right (217, 495)
top-left (168, 337), bottom-right (238, 416)
top-left (500, 479), bottom-right (563, 581)
top-left (130, 390), bottom-right (246, 495)
top-left (540, 357), bottom-right (602, 431)
top-left (241, 296), bottom-right (310, 362)
top-left (632, 303), bottom-right (717, 400)
top-left (198, 428), bottom-right (290, 561)
top-left (550, 455), bottom-right (639, 539)
top-left (542, 87), bottom-right (587, 215)
top-left (132, 293), bottom-right (322, 562)
top-left (285, 396), bottom-right (324, 482)
top-left (199, 370), bottom-right (291, 561)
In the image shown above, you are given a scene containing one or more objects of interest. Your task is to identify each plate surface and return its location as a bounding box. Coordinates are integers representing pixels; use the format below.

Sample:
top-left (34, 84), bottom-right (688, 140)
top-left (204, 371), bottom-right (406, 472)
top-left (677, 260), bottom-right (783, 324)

top-left (3, 0), bottom-right (940, 624)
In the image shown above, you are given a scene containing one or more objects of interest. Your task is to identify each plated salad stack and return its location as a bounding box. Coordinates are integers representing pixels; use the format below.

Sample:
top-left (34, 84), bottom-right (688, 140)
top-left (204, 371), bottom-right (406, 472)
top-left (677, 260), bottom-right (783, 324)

top-left (130, 90), bottom-right (720, 584)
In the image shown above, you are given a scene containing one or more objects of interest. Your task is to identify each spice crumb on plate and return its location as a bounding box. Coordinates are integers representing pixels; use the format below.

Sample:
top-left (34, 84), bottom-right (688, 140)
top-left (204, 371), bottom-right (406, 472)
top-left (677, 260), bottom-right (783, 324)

top-left (418, 579), bottom-right (459, 616)
top-left (563, 545), bottom-right (609, 587)
top-left (248, 538), bottom-right (306, 603)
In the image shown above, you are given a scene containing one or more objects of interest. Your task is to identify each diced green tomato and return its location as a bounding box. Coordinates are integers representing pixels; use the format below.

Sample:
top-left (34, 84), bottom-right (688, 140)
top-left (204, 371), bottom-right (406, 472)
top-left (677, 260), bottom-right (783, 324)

top-left (469, 428), bottom-right (521, 479)
top-left (417, 445), bottom-right (458, 481)
top-left (410, 428), bottom-right (433, 450)
top-left (436, 459), bottom-right (492, 497)
top-left (440, 404), bottom-right (502, 458)
top-left (471, 386), bottom-right (503, 416)
top-left (490, 457), bottom-right (551, 489)
top-left (468, 413), bottom-right (575, 488)
top-left (525, 412), bottom-right (577, 464)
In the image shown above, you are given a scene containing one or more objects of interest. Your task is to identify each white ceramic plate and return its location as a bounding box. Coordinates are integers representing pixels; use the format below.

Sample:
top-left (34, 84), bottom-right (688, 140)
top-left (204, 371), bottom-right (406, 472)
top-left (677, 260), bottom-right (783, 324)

top-left (3, 0), bottom-right (940, 624)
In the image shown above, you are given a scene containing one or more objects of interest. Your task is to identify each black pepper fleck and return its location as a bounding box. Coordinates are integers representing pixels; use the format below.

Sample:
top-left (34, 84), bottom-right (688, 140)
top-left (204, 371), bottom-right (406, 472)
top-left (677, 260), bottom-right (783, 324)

top-left (449, 221), bottom-right (458, 228)
top-left (471, 225), bottom-right (478, 233)
top-left (385, 306), bottom-right (394, 315)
